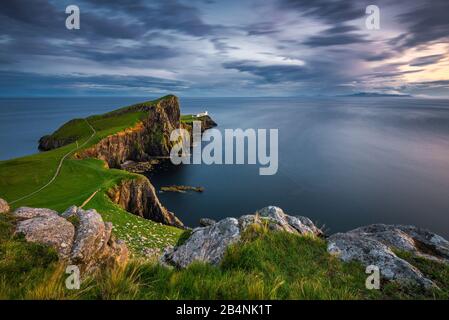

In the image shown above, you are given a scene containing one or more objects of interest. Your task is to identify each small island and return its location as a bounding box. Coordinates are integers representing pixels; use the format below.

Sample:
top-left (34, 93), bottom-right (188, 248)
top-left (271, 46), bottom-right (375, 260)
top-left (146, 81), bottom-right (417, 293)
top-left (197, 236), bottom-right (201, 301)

top-left (160, 185), bottom-right (205, 193)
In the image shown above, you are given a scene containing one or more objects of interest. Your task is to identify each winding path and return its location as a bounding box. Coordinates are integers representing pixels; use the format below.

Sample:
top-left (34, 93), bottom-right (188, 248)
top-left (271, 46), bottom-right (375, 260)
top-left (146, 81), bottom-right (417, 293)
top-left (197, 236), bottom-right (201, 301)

top-left (10, 119), bottom-right (97, 205)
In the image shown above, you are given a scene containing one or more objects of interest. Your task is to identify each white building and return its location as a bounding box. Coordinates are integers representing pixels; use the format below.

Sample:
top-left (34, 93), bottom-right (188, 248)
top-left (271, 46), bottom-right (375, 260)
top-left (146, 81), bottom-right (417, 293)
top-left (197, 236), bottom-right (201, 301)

top-left (195, 111), bottom-right (208, 117)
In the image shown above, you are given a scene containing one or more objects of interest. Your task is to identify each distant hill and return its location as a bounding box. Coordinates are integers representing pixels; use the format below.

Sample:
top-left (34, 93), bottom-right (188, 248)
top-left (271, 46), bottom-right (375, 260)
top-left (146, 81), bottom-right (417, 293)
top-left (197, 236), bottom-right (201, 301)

top-left (343, 92), bottom-right (411, 97)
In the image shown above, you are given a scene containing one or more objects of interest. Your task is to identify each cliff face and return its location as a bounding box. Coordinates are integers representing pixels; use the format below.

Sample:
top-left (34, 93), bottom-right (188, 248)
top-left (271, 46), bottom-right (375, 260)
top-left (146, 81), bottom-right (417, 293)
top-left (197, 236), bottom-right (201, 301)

top-left (77, 96), bottom-right (182, 168)
top-left (107, 177), bottom-right (183, 228)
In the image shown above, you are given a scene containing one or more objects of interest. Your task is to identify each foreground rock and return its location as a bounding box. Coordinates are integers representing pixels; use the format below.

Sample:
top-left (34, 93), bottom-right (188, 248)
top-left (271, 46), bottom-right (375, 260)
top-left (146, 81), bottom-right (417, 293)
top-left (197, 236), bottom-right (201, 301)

top-left (327, 224), bottom-right (449, 288)
top-left (13, 206), bottom-right (128, 274)
top-left (161, 206), bottom-right (322, 268)
top-left (199, 218), bottom-right (216, 227)
top-left (14, 207), bottom-right (75, 259)
top-left (0, 198), bottom-right (10, 214)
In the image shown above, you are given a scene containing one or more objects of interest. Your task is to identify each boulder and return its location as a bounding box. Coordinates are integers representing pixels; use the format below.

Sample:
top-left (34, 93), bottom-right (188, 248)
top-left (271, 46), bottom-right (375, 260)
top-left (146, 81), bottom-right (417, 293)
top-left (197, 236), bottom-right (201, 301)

top-left (199, 218), bottom-right (216, 227)
top-left (327, 224), bottom-right (449, 288)
top-left (61, 205), bottom-right (78, 219)
top-left (256, 206), bottom-right (324, 236)
top-left (0, 198), bottom-right (9, 214)
top-left (161, 206), bottom-right (322, 268)
top-left (12, 206), bottom-right (128, 275)
top-left (70, 209), bottom-right (112, 272)
top-left (13, 207), bottom-right (75, 259)
top-left (162, 218), bottom-right (241, 268)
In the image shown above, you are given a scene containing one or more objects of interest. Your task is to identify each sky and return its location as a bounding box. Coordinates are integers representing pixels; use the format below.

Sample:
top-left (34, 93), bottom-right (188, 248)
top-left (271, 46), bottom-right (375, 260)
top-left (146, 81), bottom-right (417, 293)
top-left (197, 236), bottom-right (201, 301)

top-left (0, 0), bottom-right (448, 97)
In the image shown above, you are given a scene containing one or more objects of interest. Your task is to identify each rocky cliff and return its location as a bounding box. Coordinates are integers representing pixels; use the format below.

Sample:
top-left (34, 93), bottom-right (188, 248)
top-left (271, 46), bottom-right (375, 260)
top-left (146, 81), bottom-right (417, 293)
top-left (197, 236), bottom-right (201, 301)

top-left (36, 95), bottom-right (209, 229)
top-left (107, 177), bottom-right (183, 228)
top-left (77, 95), bottom-right (182, 168)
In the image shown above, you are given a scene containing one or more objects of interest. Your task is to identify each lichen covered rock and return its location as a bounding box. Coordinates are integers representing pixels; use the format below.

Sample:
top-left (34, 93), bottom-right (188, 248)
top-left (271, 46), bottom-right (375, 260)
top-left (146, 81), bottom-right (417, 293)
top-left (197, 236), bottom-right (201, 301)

top-left (161, 206), bottom-right (322, 268)
top-left (13, 207), bottom-right (75, 259)
top-left (12, 206), bottom-right (128, 275)
top-left (327, 224), bottom-right (449, 288)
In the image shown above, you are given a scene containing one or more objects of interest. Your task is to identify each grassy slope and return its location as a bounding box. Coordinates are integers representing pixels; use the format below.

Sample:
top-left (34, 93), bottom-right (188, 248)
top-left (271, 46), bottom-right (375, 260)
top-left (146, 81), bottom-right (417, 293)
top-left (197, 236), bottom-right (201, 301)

top-left (0, 96), bottom-right (183, 253)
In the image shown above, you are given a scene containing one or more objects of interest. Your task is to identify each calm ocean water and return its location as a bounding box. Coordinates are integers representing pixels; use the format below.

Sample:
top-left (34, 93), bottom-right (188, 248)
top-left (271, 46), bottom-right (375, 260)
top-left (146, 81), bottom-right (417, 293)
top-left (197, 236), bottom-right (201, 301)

top-left (1, 97), bottom-right (449, 236)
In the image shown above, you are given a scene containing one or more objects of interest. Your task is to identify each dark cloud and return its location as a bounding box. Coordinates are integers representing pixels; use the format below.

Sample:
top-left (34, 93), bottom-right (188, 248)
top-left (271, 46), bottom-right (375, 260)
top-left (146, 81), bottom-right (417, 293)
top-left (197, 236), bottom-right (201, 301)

top-left (0, 71), bottom-right (189, 96)
top-left (409, 54), bottom-right (445, 67)
top-left (303, 33), bottom-right (366, 47)
top-left (301, 20), bottom-right (367, 47)
top-left (222, 58), bottom-right (350, 87)
top-left (392, 0), bottom-right (449, 49)
top-left (82, 0), bottom-right (218, 37)
top-left (0, 0), bottom-right (448, 97)
top-left (246, 22), bottom-right (279, 36)
top-left (210, 37), bottom-right (240, 54)
top-left (278, 0), bottom-right (366, 24)
top-left (364, 52), bottom-right (396, 62)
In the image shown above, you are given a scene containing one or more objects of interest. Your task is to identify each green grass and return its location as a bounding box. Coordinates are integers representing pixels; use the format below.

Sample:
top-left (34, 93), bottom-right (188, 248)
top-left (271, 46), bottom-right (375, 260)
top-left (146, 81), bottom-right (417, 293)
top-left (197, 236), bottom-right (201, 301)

top-left (180, 114), bottom-right (196, 123)
top-left (4, 218), bottom-right (447, 300)
top-left (48, 95), bottom-right (177, 145)
top-left (1, 215), bottom-right (448, 300)
top-left (0, 97), bottom-right (184, 255)
top-left (180, 114), bottom-right (208, 124)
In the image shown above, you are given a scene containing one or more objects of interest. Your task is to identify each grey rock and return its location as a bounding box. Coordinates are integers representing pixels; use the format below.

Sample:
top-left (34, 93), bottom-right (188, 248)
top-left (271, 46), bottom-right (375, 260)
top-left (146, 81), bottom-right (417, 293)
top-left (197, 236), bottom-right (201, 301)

top-left (70, 209), bottom-right (113, 272)
top-left (346, 224), bottom-right (449, 262)
top-left (13, 207), bottom-right (75, 259)
top-left (162, 217), bottom-right (241, 268)
top-left (13, 206), bottom-right (129, 275)
top-left (0, 198), bottom-right (9, 214)
top-left (327, 223), bottom-right (449, 288)
top-left (199, 218), bottom-right (216, 227)
top-left (256, 206), bottom-right (323, 236)
top-left (13, 207), bottom-right (58, 219)
top-left (162, 206), bottom-right (322, 268)
top-left (61, 205), bottom-right (78, 219)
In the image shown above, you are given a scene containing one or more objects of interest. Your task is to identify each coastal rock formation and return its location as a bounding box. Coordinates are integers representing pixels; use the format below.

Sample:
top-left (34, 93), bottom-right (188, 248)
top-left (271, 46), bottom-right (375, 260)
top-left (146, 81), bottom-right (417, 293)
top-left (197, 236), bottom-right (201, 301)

top-left (327, 224), bottom-right (449, 288)
top-left (13, 207), bottom-right (75, 259)
top-left (0, 198), bottom-right (9, 213)
top-left (36, 96), bottom-right (218, 229)
top-left (161, 206), bottom-right (322, 268)
top-left (107, 177), bottom-right (183, 228)
top-left (77, 96), bottom-right (182, 168)
top-left (120, 160), bottom-right (159, 173)
top-left (182, 115), bottom-right (217, 133)
top-left (13, 206), bottom-right (128, 274)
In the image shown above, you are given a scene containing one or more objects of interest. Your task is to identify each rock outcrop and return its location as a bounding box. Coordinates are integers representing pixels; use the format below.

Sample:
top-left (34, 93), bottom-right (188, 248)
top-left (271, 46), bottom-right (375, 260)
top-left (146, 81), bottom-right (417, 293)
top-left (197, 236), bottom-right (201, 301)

top-left (327, 224), bottom-right (449, 288)
top-left (161, 206), bottom-right (322, 268)
top-left (199, 218), bottom-right (216, 227)
top-left (182, 115), bottom-right (217, 133)
top-left (107, 177), bottom-right (183, 228)
top-left (13, 206), bottom-right (128, 274)
top-left (0, 198), bottom-right (9, 214)
top-left (77, 96), bottom-right (183, 168)
top-left (14, 207), bottom-right (75, 259)
top-left (36, 96), bottom-right (221, 229)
